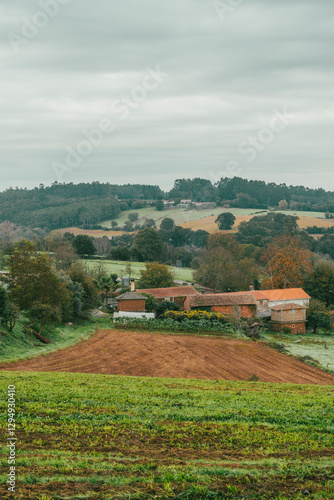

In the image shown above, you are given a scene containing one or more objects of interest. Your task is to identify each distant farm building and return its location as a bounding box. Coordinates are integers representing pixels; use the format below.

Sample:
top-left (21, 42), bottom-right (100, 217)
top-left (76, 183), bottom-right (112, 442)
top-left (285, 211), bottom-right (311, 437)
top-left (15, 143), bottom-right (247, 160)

top-left (185, 293), bottom-right (257, 320)
top-left (114, 291), bottom-right (154, 319)
top-left (137, 286), bottom-right (199, 310)
top-left (117, 292), bottom-right (146, 312)
top-left (194, 202), bottom-right (217, 209)
top-left (228, 288), bottom-right (310, 318)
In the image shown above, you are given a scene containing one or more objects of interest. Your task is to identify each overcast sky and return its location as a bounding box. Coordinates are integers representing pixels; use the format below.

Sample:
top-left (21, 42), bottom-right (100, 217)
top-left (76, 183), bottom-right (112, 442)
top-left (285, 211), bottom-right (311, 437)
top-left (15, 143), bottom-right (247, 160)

top-left (1, 0), bottom-right (333, 192)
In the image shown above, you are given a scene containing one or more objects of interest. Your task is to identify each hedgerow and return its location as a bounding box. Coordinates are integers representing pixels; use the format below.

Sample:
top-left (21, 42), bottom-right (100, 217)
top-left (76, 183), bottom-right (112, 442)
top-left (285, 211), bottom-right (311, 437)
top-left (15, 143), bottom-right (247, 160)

top-left (163, 309), bottom-right (229, 324)
top-left (113, 316), bottom-right (236, 334)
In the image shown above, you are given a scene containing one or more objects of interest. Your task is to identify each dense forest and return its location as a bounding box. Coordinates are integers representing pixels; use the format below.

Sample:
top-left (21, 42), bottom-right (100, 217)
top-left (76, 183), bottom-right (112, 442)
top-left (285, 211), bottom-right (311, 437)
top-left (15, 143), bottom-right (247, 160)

top-left (0, 177), bottom-right (333, 230)
top-left (170, 178), bottom-right (334, 211)
top-left (0, 182), bottom-right (163, 230)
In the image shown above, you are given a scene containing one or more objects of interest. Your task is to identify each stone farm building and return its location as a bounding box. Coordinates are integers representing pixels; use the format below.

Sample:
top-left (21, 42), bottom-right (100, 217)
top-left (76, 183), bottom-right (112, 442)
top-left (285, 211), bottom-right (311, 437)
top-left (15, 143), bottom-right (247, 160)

top-left (270, 303), bottom-right (307, 334)
top-left (228, 288), bottom-right (310, 318)
top-left (184, 293), bottom-right (257, 320)
top-left (137, 286), bottom-right (199, 310)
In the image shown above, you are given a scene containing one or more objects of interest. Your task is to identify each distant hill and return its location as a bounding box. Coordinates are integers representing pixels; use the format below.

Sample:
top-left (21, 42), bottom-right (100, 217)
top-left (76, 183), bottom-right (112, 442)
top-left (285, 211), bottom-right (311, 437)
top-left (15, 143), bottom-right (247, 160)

top-left (0, 177), bottom-right (333, 230)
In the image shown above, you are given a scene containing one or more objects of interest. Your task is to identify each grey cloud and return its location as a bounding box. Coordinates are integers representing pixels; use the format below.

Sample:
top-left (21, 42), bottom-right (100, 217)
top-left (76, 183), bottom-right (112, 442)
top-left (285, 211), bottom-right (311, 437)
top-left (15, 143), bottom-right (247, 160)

top-left (0, 0), bottom-right (333, 191)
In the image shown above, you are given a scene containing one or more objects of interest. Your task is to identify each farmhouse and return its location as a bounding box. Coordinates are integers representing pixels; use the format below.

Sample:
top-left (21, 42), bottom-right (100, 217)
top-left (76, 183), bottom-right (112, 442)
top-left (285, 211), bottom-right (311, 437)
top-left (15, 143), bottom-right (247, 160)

top-left (261, 288), bottom-right (310, 310)
top-left (115, 291), bottom-right (155, 319)
top-left (116, 291), bottom-right (147, 312)
top-left (228, 288), bottom-right (310, 318)
top-left (270, 303), bottom-right (307, 334)
top-left (137, 286), bottom-right (199, 309)
top-left (184, 293), bottom-right (257, 320)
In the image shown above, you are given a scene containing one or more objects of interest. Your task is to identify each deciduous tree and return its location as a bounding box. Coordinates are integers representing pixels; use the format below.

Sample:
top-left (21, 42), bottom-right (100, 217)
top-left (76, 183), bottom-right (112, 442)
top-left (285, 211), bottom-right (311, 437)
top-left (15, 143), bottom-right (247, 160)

top-left (132, 228), bottom-right (163, 262)
top-left (215, 212), bottom-right (236, 230)
top-left (304, 262), bottom-right (334, 307)
top-left (138, 262), bottom-right (174, 289)
top-left (4, 242), bottom-right (70, 339)
top-left (73, 235), bottom-right (96, 257)
top-left (261, 236), bottom-right (313, 289)
top-left (160, 218), bottom-right (175, 231)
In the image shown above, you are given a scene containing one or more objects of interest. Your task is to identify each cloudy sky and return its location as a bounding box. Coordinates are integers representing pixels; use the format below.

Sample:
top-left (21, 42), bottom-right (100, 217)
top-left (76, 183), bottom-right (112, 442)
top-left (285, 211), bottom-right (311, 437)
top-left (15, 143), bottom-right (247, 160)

top-left (1, 0), bottom-right (333, 192)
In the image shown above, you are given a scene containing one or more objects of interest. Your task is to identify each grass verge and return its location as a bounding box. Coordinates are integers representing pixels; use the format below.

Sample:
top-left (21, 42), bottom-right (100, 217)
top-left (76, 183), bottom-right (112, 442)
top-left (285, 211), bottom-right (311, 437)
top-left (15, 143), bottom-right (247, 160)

top-left (0, 317), bottom-right (111, 365)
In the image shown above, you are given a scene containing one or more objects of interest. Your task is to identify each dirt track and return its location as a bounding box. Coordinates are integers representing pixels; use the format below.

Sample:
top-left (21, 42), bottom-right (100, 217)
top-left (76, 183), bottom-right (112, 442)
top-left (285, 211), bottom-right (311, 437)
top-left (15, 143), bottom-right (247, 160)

top-left (2, 330), bottom-right (334, 384)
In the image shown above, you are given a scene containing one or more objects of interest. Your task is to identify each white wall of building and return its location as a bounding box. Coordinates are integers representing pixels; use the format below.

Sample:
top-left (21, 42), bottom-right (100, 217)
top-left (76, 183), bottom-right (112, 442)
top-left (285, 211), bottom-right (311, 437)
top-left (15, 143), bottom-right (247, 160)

top-left (114, 312), bottom-right (155, 319)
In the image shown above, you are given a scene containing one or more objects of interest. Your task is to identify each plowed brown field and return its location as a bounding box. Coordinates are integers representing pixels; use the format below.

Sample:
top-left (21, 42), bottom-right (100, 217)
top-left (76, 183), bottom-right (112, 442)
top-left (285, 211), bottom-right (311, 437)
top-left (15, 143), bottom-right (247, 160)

top-left (2, 330), bottom-right (334, 384)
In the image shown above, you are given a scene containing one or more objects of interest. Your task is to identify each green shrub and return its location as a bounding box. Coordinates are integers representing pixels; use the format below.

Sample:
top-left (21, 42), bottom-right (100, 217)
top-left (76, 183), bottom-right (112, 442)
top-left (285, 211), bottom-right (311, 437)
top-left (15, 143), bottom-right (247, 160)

top-left (156, 301), bottom-right (180, 318)
top-left (307, 311), bottom-right (331, 334)
top-left (113, 317), bottom-right (236, 335)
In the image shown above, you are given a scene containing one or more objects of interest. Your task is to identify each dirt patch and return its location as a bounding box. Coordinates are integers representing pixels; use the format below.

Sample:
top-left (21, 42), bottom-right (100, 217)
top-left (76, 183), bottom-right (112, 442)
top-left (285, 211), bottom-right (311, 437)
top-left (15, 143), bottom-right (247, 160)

top-left (1, 330), bottom-right (334, 385)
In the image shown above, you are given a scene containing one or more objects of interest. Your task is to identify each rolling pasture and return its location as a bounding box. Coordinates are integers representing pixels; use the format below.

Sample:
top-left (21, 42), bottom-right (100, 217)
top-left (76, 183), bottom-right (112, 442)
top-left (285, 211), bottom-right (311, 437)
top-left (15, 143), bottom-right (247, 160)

top-left (85, 260), bottom-right (194, 282)
top-left (0, 372), bottom-right (333, 499)
top-left (55, 207), bottom-right (333, 238)
top-left (101, 207), bottom-right (331, 235)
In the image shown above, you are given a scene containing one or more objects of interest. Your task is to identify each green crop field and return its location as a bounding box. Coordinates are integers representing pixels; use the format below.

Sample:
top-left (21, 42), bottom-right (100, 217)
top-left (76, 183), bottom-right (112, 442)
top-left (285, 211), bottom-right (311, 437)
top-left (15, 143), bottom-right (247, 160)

top-left (85, 259), bottom-right (194, 282)
top-left (0, 372), bottom-right (333, 499)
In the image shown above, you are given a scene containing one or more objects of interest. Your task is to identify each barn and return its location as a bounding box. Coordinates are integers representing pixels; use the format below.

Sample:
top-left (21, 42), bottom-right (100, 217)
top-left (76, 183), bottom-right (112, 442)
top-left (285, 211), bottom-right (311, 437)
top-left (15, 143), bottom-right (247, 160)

top-left (185, 293), bottom-right (257, 320)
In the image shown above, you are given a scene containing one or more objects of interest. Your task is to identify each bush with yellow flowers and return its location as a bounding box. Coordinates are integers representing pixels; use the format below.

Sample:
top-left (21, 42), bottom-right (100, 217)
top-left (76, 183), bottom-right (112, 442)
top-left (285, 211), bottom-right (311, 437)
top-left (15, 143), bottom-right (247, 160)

top-left (163, 309), bottom-right (229, 324)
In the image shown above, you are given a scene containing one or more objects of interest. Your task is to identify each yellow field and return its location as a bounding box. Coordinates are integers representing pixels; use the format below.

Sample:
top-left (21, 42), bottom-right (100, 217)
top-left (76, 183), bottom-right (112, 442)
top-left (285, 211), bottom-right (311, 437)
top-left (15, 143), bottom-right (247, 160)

top-left (54, 214), bottom-right (334, 238)
top-left (181, 215), bottom-right (334, 234)
top-left (295, 216), bottom-right (334, 230)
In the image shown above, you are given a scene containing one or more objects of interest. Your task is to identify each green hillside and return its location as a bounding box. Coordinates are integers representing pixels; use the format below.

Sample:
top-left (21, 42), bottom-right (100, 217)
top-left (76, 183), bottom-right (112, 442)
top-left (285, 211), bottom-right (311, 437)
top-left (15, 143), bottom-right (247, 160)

top-left (0, 372), bottom-right (333, 499)
top-left (85, 259), bottom-right (194, 282)
top-left (100, 207), bottom-right (266, 228)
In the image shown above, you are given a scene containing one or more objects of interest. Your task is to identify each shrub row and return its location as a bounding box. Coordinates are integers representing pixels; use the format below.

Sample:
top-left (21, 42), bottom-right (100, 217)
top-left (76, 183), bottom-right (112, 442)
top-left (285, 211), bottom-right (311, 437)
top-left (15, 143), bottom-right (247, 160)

top-left (163, 309), bottom-right (230, 324)
top-left (113, 317), bottom-right (236, 335)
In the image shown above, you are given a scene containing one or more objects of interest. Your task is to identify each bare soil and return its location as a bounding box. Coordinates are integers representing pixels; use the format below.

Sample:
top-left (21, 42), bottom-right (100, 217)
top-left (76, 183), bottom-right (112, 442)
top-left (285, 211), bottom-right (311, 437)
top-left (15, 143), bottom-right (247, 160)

top-left (2, 330), bottom-right (334, 384)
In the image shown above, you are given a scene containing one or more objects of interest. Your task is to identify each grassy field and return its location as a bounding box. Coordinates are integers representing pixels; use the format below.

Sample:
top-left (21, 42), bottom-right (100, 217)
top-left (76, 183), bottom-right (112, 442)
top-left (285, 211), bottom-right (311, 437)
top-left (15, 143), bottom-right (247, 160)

top-left (263, 332), bottom-right (334, 373)
top-left (85, 259), bottom-right (194, 282)
top-left (101, 207), bottom-right (270, 229)
top-left (0, 372), bottom-right (333, 499)
top-left (99, 207), bottom-right (331, 236)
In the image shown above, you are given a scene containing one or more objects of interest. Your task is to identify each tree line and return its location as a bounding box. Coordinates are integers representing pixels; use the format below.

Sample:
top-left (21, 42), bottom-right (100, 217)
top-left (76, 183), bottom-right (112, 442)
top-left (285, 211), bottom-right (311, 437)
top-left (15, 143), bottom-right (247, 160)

top-left (1, 177), bottom-right (334, 232)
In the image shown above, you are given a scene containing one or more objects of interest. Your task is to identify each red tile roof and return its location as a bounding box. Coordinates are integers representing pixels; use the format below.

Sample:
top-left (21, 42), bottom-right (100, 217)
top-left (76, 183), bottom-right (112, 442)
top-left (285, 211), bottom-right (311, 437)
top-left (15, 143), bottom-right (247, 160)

top-left (189, 293), bottom-right (257, 307)
top-left (137, 286), bottom-right (199, 299)
top-left (228, 288), bottom-right (310, 301)
top-left (260, 288), bottom-right (310, 301)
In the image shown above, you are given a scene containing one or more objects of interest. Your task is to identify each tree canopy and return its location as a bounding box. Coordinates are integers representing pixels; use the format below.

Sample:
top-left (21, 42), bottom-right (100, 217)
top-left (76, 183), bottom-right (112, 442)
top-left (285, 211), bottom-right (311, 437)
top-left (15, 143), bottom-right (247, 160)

top-left (132, 228), bottom-right (164, 262)
top-left (138, 262), bottom-right (175, 289)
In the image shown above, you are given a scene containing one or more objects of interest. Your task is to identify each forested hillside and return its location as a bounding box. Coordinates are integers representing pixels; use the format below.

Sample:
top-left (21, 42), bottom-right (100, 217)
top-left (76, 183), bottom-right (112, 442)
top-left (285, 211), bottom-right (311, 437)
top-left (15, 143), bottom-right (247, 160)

top-left (170, 177), bottom-right (334, 211)
top-left (0, 177), bottom-right (333, 230)
top-left (0, 182), bottom-right (163, 230)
